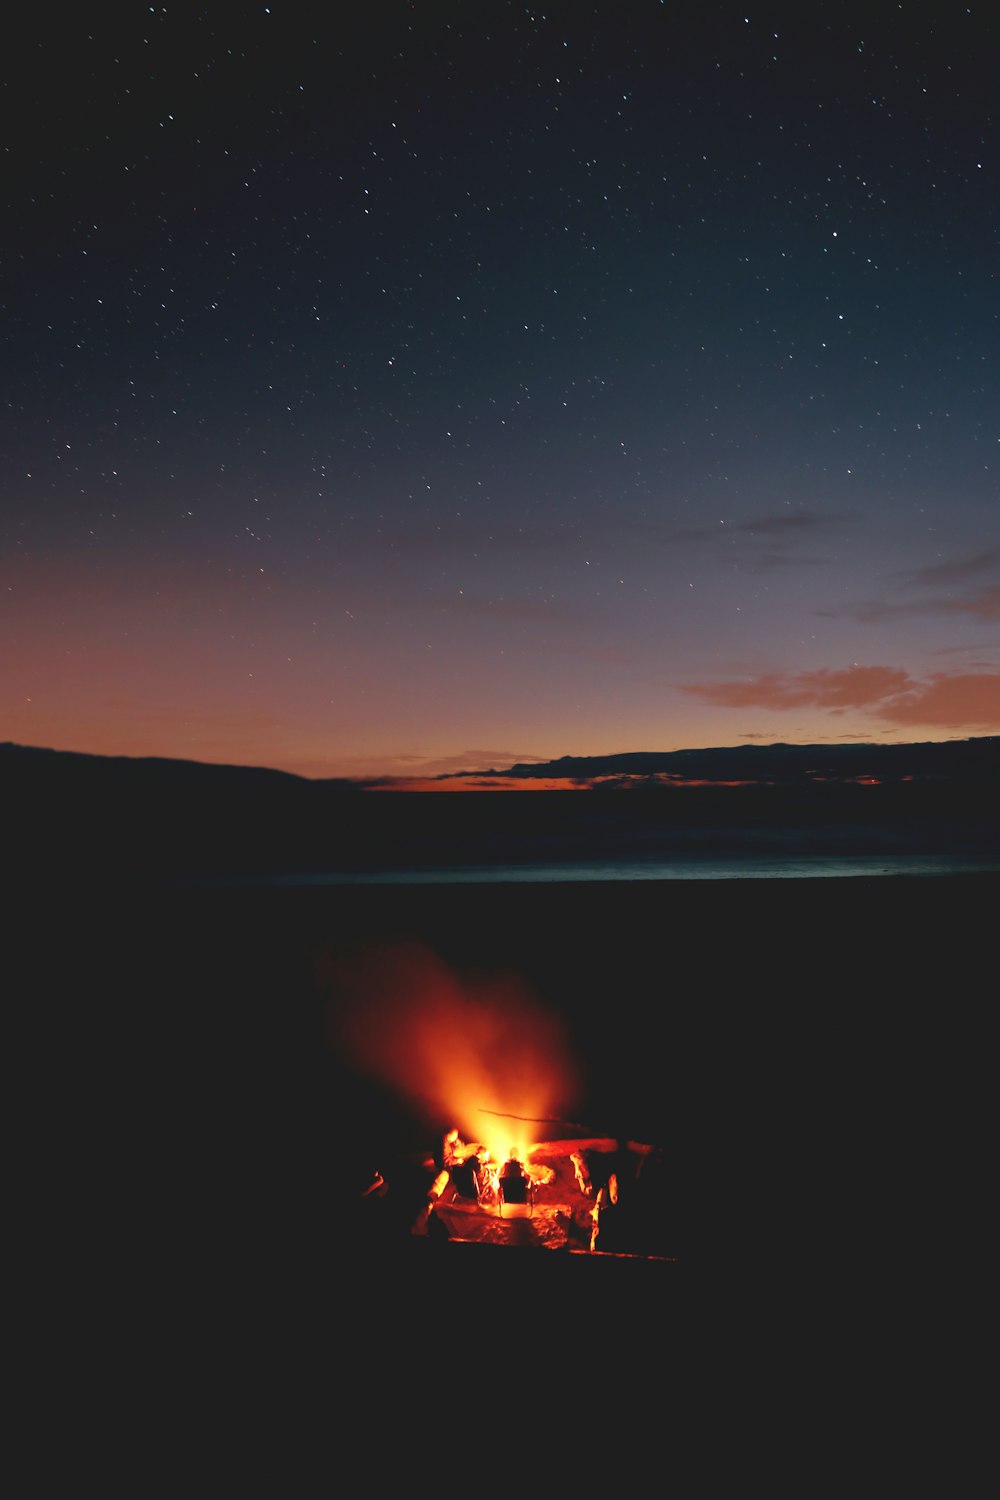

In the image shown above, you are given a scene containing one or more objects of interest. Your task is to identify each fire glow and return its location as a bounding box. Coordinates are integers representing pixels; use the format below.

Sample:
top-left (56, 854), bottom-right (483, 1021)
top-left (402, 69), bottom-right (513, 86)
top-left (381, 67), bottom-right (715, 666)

top-left (327, 941), bottom-right (583, 1169)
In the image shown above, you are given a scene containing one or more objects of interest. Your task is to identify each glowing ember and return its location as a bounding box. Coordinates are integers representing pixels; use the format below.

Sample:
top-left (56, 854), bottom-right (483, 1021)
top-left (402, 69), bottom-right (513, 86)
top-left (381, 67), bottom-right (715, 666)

top-left (415, 1124), bottom-right (665, 1255)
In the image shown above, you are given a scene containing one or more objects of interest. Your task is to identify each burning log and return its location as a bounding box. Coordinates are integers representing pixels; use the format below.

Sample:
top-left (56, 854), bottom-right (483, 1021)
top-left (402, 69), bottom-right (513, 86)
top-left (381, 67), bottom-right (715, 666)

top-left (383, 1121), bottom-right (672, 1258)
top-left (412, 1168), bottom-right (451, 1236)
top-left (360, 1170), bottom-right (387, 1200)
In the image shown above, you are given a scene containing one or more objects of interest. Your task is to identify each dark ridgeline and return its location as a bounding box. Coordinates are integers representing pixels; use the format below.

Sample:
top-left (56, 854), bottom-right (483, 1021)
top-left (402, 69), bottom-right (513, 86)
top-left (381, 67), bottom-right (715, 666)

top-left (3, 736), bottom-right (999, 882)
top-left (499, 737), bottom-right (1000, 782)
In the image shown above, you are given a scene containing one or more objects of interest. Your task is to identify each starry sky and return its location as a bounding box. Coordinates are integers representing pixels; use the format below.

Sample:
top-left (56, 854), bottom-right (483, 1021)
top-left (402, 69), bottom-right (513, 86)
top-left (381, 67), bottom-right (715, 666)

top-left (2, 2), bottom-right (997, 781)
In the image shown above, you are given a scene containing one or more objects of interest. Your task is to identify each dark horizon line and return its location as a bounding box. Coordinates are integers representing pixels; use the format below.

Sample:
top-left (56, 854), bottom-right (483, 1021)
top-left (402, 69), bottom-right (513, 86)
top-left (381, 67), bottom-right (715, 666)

top-left (3, 733), bottom-right (999, 789)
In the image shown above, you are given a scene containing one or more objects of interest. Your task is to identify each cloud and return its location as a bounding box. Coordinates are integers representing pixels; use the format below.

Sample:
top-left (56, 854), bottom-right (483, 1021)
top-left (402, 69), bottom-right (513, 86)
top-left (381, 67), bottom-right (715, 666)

top-left (664, 507), bottom-right (851, 575)
top-left (668, 507), bottom-right (849, 547)
top-left (845, 585), bottom-right (1000, 625)
top-left (681, 665), bottom-right (913, 711)
top-left (735, 509), bottom-right (851, 538)
top-left (681, 664), bottom-right (1000, 732)
top-left (386, 749), bottom-right (548, 775)
top-left (829, 547), bottom-right (1000, 624)
top-left (938, 585), bottom-right (1000, 622)
top-left (904, 548), bottom-right (1000, 588)
top-left (876, 672), bottom-right (1000, 729)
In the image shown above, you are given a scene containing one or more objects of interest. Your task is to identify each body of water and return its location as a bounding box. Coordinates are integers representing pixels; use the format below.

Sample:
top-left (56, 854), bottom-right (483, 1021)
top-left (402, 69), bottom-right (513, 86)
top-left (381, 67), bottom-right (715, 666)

top-left (180, 849), bottom-right (1000, 888)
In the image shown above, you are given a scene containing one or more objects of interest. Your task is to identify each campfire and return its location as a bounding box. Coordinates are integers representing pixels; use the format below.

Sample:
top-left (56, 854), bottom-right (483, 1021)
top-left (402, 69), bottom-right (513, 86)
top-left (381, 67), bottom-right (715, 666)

top-left (439, 1127), bottom-right (556, 1216)
top-left (414, 1122), bottom-right (660, 1254)
top-left (325, 941), bottom-right (674, 1260)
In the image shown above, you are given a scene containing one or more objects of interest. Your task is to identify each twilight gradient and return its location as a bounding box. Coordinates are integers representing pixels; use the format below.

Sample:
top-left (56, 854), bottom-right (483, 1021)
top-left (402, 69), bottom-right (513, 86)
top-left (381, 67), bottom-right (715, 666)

top-left (2, 3), bottom-right (997, 778)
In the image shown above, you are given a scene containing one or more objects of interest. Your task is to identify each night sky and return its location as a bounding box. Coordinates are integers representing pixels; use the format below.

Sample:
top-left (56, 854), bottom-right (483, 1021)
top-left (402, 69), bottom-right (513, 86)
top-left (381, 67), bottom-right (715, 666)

top-left (3, 2), bottom-right (997, 780)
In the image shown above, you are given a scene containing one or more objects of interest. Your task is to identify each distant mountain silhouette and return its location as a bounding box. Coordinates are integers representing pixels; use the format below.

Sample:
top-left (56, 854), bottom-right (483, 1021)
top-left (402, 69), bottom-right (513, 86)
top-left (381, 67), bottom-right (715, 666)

top-left (4, 737), bottom-right (999, 881)
top-left (5, 735), bottom-right (998, 790)
top-left (475, 737), bottom-right (1000, 783)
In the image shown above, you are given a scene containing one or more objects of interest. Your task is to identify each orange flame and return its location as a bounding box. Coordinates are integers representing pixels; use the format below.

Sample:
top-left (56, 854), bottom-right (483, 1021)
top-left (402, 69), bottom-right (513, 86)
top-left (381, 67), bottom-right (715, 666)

top-left (325, 941), bottom-right (583, 1166)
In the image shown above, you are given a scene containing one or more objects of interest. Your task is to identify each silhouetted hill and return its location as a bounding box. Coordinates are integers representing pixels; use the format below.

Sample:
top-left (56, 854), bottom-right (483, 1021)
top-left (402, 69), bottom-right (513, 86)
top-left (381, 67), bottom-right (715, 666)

top-left (4, 737), bottom-right (999, 881)
top-left (495, 737), bottom-right (1000, 783)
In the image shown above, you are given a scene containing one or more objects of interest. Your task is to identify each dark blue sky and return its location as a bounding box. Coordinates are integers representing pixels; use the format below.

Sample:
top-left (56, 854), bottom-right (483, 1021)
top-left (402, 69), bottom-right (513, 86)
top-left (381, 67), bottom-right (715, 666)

top-left (3, 2), bottom-right (997, 778)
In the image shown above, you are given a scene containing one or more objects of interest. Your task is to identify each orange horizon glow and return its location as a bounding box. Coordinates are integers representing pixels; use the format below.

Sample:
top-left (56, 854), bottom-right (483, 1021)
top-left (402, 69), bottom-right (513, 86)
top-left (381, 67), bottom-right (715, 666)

top-left (367, 773), bottom-right (761, 791)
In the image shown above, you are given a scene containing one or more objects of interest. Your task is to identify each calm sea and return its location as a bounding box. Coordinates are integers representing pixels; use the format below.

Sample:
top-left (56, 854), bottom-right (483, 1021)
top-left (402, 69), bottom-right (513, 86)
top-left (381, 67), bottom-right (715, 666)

top-left (180, 849), bottom-right (1000, 887)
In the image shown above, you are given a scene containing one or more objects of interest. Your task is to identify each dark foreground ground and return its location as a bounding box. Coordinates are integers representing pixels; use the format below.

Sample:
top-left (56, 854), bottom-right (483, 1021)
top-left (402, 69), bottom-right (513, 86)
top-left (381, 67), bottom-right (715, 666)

top-left (14, 868), bottom-right (997, 1424)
